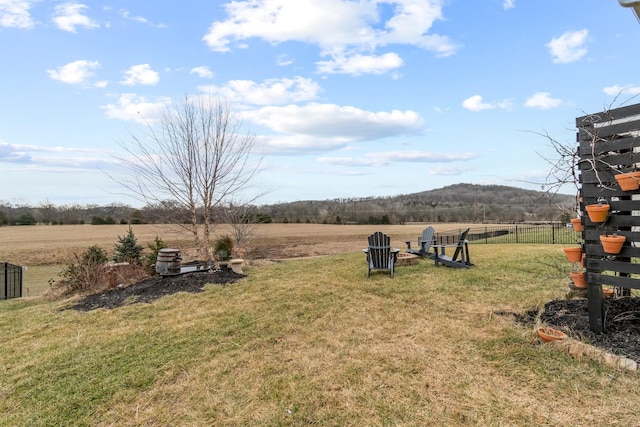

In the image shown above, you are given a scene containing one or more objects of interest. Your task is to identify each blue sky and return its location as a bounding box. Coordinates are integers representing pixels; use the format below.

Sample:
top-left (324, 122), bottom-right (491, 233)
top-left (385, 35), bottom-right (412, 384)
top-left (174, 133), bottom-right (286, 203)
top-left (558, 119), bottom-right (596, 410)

top-left (1, 0), bottom-right (640, 207)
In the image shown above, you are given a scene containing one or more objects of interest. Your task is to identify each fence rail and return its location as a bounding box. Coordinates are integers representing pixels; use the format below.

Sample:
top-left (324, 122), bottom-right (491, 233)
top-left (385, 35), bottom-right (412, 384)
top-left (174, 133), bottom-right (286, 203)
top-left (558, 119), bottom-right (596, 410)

top-left (1, 262), bottom-right (23, 300)
top-left (435, 223), bottom-right (579, 245)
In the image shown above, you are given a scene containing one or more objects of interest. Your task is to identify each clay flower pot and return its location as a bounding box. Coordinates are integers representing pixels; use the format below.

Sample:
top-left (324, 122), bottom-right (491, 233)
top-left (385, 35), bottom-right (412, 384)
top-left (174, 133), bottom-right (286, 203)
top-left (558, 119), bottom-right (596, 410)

top-left (585, 203), bottom-right (610, 223)
top-left (570, 218), bottom-right (583, 232)
top-left (537, 327), bottom-right (567, 343)
top-left (614, 171), bottom-right (640, 191)
top-left (563, 247), bottom-right (583, 263)
top-left (600, 234), bottom-right (626, 254)
top-left (570, 271), bottom-right (587, 288)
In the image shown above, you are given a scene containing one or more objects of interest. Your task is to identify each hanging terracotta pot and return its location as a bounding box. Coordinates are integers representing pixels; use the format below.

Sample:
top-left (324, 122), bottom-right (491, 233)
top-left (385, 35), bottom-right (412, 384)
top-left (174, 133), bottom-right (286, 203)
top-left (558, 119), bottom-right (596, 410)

top-left (563, 247), bottom-right (583, 263)
top-left (537, 327), bottom-right (567, 343)
top-left (614, 171), bottom-right (640, 191)
top-left (600, 234), bottom-right (626, 254)
top-left (585, 203), bottom-right (610, 223)
top-left (570, 271), bottom-right (587, 288)
top-left (570, 218), bottom-right (583, 232)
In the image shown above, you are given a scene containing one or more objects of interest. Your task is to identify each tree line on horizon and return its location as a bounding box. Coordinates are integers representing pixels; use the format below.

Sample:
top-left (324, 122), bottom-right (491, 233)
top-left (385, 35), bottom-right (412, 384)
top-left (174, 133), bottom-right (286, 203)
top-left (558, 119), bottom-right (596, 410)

top-left (0, 184), bottom-right (574, 226)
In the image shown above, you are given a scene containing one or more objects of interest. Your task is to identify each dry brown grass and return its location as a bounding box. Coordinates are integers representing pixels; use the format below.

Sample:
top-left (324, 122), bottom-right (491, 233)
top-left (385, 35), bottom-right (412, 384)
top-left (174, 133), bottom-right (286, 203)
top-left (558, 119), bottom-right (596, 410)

top-left (2, 223), bottom-right (471, 297)
top-left (0, 223), bottom-right (472, 265)
top-left (2, 239), bottom-right (640, 425)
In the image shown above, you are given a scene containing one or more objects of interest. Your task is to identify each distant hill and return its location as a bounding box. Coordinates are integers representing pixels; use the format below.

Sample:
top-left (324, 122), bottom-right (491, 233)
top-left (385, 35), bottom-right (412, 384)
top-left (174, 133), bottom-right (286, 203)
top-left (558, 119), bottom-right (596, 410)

top-left (259, 183), bottom-right (575, 224)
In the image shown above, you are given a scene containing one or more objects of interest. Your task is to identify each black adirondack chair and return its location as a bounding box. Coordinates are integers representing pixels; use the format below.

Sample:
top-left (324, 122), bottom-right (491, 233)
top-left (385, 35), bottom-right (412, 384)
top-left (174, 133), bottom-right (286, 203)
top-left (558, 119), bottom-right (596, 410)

top-left (363, 231), bottom-right (400, 277)
top-left (405, 226), bottom-right (436, 258)
top-left (433, 228), bottom-right (473, 268)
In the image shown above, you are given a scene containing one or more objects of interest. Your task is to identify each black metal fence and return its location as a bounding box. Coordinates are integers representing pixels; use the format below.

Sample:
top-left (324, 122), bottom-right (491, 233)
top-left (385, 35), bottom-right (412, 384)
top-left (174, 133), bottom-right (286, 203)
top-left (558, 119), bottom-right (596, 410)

top-left (435, 223), bottom-right (579, 245)
top-left (1, 262), bottom-right (23, 300)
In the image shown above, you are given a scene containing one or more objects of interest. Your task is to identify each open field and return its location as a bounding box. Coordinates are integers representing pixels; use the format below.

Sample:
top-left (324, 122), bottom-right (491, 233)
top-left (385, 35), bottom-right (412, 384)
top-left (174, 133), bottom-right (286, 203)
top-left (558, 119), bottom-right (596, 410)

top-left (0, 223), bottom-right (475, 265)
top-left (2, 243), bottom-right (640, 426)
top-left (1, 223), bottom-right (473, 297)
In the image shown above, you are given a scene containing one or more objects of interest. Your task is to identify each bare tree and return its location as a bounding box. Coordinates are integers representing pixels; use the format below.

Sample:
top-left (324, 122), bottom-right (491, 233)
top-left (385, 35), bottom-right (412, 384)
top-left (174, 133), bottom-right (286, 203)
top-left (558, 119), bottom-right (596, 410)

top-left (219, 201), bottom-right (263, 258)
top-left (117, 96), bottom-right (260, 261)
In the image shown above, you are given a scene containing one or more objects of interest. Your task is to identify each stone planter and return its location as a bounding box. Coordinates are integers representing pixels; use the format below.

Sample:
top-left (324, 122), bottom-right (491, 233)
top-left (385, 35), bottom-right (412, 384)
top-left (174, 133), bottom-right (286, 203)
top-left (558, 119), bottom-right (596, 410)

top-left (396, 252), bottom-right (419, 266)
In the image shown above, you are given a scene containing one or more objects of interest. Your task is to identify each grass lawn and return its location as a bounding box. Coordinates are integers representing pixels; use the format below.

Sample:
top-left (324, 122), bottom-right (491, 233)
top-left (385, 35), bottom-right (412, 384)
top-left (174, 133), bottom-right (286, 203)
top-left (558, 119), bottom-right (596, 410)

top-left (1, 244), bottom-right (639, 426)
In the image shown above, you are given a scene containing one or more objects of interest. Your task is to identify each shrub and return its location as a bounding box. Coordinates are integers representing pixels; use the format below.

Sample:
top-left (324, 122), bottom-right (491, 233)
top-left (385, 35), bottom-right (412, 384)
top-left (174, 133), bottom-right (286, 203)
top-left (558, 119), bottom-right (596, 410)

top-left (82, 245), bottom-right (108, 264)
top-left (113, 226), bottom-right (143, 265)
top-left (145, 236), bottom-right (167, 273)
top-left (56, 246), bottom-right (109, 294)
top-left (214, 235), bottom-right (234, 260)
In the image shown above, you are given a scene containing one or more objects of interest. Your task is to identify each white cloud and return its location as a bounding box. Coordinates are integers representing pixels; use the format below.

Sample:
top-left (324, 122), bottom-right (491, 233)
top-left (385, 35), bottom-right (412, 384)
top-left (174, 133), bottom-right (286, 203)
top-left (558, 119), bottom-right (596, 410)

top-left (52, 2), bottom-right (99, 33)
top-left (0, 0), bottom-right (35, 28)
top-left (119, 9), bottom-right (167, 28)
top-left (428, 165), bottom-right (472, 175)
top-left (198, 77), bottom-right (320, 106)
top-left (190, 66), bottom-right (214, 79)
top-left (242, 103), bottom-right (424, 142)
top-left (318, 151), bottom-right (476, 167)
top-left (202, 0), bottom-right (458, 75)
top-left (46, 59), bottom-right (100, 85)
top-left (603, 84), bottom-right (640, 96)
top-left (120, 64), bottom-right (160, 86)
top-left (546, 29), bottom-right (588, 64)
top-left (0, 141), bottom-right (114, 170)
top-left (462, 95), bottom-right (494, 111)
top-left (257, 134), bottom-right (351, 153)
top-left (503, 0), bottom-right (515, 10)
top-left (524, 92), bottom-right (563, 109)
top-left (316, 52), bottom-right (403, 75)
top-left (276, 54), bottom-right (294, 66)
top-left (102, 93), bottom-right (170, 124)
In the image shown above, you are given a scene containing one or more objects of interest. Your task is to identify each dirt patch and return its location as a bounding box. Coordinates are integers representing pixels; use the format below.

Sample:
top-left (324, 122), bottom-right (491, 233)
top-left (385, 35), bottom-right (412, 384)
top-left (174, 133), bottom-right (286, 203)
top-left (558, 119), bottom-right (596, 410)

top-left (66, 267), bottom-right (245, 312)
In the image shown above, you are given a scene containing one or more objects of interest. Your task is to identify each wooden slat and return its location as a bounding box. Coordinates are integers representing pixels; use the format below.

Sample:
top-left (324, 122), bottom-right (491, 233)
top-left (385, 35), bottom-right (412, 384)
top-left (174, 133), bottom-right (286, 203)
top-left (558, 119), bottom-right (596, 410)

top-left (578, 103), bottom-right (640, 332)
top-left (587, 272), bottom-right (640, 290)
top-left (585, 256), bottom-right (640, 274)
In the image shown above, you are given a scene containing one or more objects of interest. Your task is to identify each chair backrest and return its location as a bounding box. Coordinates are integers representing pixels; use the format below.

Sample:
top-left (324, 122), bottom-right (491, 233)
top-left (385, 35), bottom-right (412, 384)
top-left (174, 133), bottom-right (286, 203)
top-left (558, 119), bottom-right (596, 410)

top-left (420, 226), bottom-right (435, 252)
top-left (368, 231), bottom-right (392, 268)
top-left (450, 228), bottom-right (470, 261)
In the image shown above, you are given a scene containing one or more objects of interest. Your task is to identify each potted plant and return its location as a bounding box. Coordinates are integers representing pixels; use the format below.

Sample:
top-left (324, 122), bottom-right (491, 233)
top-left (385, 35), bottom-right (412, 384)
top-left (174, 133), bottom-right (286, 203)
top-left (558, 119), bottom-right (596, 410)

top-left (585, 200), bottom-right (610, 223)
top-left (600, 232), bottom-right (626, 254)
top-left (537, 326), bottom-right (567, 343)
top-left (570, 217), bottom-right (583, 232)
top-left (569, 270), bottom-right (587, 288)
top-left (563, 246), bottom-right (583, 262)
top-left (614, 170), bottom-right (640, 191)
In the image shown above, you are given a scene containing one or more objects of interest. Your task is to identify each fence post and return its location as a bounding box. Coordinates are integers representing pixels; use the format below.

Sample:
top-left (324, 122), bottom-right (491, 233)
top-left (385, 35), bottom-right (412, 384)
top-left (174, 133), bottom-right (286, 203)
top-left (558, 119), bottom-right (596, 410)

top-left (3, 262), bottom-right (6, 300)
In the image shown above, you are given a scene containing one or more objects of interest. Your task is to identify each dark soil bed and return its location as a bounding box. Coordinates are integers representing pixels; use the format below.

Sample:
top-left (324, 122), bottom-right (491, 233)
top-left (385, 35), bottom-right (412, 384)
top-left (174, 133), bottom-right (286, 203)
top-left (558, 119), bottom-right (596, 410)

top-left (67, 268), bottom-right (244, 312)
top-left (527, 297), bottom-right (640, 363)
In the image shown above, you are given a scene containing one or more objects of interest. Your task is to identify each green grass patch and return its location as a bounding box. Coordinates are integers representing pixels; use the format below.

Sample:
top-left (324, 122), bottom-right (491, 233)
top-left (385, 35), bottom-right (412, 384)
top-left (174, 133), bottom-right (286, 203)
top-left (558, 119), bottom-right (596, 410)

top-left (1, 245), bottom-right (639, 426)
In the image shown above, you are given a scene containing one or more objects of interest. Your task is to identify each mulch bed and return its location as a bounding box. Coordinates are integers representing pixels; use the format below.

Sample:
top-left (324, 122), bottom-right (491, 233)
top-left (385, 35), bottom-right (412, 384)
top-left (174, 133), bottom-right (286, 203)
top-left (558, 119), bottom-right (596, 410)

top-left (516, 297), bottom-right (640, 363)
top-left (539, 298), bottom-right (640, 362)
top-left (67, 268), bottom-right (245, 312)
